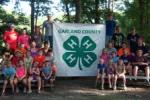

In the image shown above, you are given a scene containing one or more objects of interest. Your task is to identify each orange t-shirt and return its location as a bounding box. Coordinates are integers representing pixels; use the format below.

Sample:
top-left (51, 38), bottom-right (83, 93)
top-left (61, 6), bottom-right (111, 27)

top-left (16, 47), bottom-right (27, 57)
top-left (117, 48), bottom-right (131, 57)
top-left (33, 55), bottom-right (46, 68)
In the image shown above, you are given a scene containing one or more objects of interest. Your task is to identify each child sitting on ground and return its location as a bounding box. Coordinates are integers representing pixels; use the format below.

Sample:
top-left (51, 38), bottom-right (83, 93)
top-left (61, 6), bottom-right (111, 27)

top-left (41, 61), bottom-right (53, 90)
top-left (114, 59), bottom-right (126, 90)
top-left (95, 58), bottom-right (107, 90)
top-left (14, 60), bottom-right (27, 94)
top-left (1, 61), bottom-right (16, 95)
top-left (28, 61), bottom-right (41, 94)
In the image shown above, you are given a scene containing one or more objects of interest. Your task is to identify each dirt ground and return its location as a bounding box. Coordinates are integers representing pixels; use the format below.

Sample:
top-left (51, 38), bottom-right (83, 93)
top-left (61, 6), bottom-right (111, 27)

top-left (0, 78), bottom-right (150, 100)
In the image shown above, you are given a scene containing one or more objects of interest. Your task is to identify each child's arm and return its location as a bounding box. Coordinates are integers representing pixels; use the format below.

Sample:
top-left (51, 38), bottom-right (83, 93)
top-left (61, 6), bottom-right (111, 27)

top-left (122, 65), bottom-right (126, 74)
top-left (118, 65), bottom-right (126, 76)
top-left (96, 69), bottom-right (100, 78)
top-left (34, 68), bottom-right (40, 75)
top-left (48, 70), bottom-right (53, 79)
top-left (42, 72), bottom-right (46, 79)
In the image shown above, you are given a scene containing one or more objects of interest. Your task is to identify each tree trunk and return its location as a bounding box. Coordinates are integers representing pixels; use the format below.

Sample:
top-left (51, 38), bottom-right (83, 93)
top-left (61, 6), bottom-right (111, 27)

top-left (31, 0), bottom-right (35, 34)
top-left (95, 0), bottom-right (99, 24)
top-left (35, 0), bottom-right (40, 26)
top-left (139, 0), bottom-right (145, 34)
top-left (64, 1), bottom-right (71, 22)
top-left (146, 0), bottom-right (150, 33)
top-left (75, 0), bottom-right (81, 23)
top-left (107, 0), bottom-right (111, 11)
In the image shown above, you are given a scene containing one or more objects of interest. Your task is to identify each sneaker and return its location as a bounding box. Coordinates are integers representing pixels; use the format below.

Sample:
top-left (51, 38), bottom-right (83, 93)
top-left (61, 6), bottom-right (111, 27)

top-left (23, 88), bottom-right (27, 93)
top-left (123, 86), bottom-right (127, 90)
top-left (113, 86), bottom-right (116, 90)
top-left (16, 87), bottom-right (19, 93)
top-left (27, 90), bottom-right (32, 94)
top-left (101, 86), bottom-right (104, 90)
top-left (1, 91), bottom-right (5, 96)
top-left (109, 84), bottom-right (112, 88)
top-left (38, 90), bottom-right (41, 94)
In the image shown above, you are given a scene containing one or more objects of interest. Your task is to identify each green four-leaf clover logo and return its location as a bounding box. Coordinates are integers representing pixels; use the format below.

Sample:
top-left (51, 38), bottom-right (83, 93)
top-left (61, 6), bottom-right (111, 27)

top-left (63, 36), bottom-right (97, 70)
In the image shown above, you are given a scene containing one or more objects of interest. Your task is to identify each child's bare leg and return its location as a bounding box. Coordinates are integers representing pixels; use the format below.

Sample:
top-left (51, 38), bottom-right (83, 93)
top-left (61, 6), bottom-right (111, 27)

top-left (121, 75), bottom-right (127, 90)
top-left (133, 66), bottom-right (138, 80)
top-left (113, 75), bottom-right (117, 90)
top-left (50, 79), bottom-right (54, 87)
top-left (122, 75), bottom-right (126, 86)
top-left (22, 78), bottom-right (27, 93)
top-left (37, 76), bottom-right (41, 93)
top-left (108, 74), bottom-right (112, 88)
top-left (10, 79), bottom-right (14, 93)
top-left (95, 75), bottom-right (100, 87)
top-left (28, 77), bottom-right (33, 93)
top-left (14, 78), bottom-right (19, 93)
top-left (101, 74), bottom-right (105, 90)
top-left (128, 64), bottom-right (132, 76)
top-left (145, 66), bottom-right (149, 82)
top-left (42, 80), bottom-right (45, 90)
top-left (1, 80), bottom-right (8, 95)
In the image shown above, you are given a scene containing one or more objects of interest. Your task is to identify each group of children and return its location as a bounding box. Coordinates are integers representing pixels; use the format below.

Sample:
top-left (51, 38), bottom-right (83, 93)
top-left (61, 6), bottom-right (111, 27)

top-left (96, 47), bottom-right (127, 90)
top-left (96, 26), bottom-right (150, 90)
top-left (0, 39), bottom-right (56, 95)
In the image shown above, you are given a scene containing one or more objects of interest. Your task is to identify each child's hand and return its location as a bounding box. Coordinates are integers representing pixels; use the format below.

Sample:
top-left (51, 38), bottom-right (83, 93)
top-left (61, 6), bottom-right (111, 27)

top-left (140, 62), bottom-right (148, 66)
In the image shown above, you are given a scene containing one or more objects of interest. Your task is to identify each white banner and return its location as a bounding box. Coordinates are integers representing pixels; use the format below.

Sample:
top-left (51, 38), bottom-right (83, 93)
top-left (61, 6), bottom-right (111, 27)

top-left (53, 23), bottom-right (105, 77)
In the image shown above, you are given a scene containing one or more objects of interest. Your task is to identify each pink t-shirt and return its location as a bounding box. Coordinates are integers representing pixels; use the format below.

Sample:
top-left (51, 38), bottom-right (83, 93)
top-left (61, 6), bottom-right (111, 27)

top-left (16, 66), bottom-right (26, 79)
top-left (100, 53), bottom-right (110, 64)
top-left (18, 35), bottom-right (30, 49)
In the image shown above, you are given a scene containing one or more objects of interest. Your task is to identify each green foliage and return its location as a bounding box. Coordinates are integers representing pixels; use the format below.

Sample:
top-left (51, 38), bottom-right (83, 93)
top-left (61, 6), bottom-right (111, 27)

top-left (61, 0), bottom-right (108, 23)
top-left (34, 0), bottom-right (53, 16)
top-left (0, 6), bottom-right (30, 35)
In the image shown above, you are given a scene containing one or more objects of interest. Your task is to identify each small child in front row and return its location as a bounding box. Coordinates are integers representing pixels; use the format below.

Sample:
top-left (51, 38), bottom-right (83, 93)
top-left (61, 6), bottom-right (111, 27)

top-left (41, 61), bottom-right (53, 90)
top-left (1, 61), bottom-right (16, 95)
top-left (28, 61), bottom-right (41, 94)
top-left (14, 60), bottom-right (27, 93)
top-left (107, 59), bottom-right (116, 89)
top-left (95, 58), bottom-right (107, 90)
top-left (114, 59), bottom-right (126, 90)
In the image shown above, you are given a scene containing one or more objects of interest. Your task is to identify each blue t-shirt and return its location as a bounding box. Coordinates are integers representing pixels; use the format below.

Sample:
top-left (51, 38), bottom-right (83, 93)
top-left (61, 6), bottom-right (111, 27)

top-left (97, 64), bottom-right (106, 69)
top-left (42, 66), bottom-right (51, 75)
top-left (121, 55), bottom-right (132, 65)
top-left (3, 67), bottom-right (16, 78)
top-left (112, 56), bottom-right (119, 64)
top-left (106, 20), bottom-right (116, 36)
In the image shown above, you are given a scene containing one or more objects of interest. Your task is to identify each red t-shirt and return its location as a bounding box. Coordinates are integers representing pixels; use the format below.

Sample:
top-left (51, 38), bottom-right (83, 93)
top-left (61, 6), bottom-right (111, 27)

top-left (11, 56), bottom-right (24, 67)
top-left (18, 34), bottom-right (30, 49)
top-left (3, 30), bottom-right (18, 51)
top-left (33, 55), bottom-right (46, 68)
